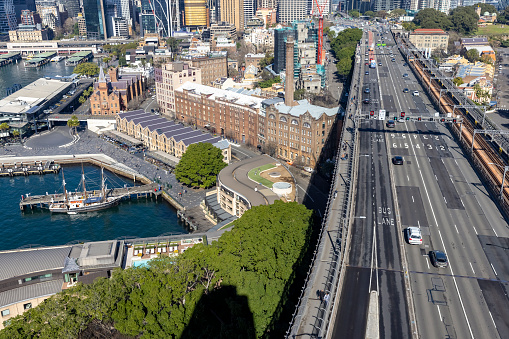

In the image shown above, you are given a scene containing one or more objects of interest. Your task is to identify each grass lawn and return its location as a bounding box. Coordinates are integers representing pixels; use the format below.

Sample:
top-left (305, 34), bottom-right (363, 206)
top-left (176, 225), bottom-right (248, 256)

top-left (477, 25), bottom-right (509, 36)
top-left (248, 164), bottom-right (276, 188)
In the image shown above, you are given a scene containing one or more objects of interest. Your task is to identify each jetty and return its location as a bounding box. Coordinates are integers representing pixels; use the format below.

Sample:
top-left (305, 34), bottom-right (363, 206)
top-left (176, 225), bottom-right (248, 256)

top-left (20, 182), bottom-right (163, 211)
top-left (0, 160), bottom-right (60, 177)
top-left (24, 52), bottom-right (56, 67)
top-left (0, 52), bottom-right (21, 67)
top-left (65, 51), bottom-right (93, 66)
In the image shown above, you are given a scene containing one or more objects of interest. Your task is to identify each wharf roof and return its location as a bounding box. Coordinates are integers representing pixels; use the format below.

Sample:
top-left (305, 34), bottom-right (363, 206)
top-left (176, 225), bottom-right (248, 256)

top-left (180, 134), bottom-right (220, 146)
top-left (130, 115), bottom-right (162, 125)
top-left (0, 246), bottom-right (71, 281)
top-left (213, 139), bottom-right (230, 150)
top-left (176, 82), bottom-right (265, 109)
top-left (0, 279), bottom-right (62, 309)
top-left (0, 78), bottom-right (72, 115)
top-left (139, 117), bottom-right (170, 128)
top-left (271, 99), bottom-right (339, 119)
top-left (460, 37), bottom-right (489, 45)
top-left (117, 109), bottom-right (145, 120)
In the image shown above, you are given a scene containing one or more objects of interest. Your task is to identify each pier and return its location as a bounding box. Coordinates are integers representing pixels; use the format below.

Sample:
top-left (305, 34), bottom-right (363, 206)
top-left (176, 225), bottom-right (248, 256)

top-left (0, 52), bottom-right (21, 67)
top-left (0, 160), bottom-right (60, 177)
top-left (20, 182), bottom-right (163, 211)
top-left (65, 51), bottom-right (93, 66)
top-left (24, 52), bottom-right (57, 68)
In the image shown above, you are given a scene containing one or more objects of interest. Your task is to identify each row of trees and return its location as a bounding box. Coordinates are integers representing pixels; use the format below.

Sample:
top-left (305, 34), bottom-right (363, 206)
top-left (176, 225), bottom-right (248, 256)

top-left (0, 200), bottom-right (314, 338)
top-left (350, 9), bottom-right (406, 19)
top-left (328, 28), bottom-right (363, 77)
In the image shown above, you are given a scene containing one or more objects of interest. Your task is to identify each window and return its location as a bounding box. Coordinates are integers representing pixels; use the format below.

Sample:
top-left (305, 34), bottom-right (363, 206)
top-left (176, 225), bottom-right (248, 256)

top-left (280, 116), bottom-right (287, 122)
top-left (1, 309), bottom-right (9, 317)
top-left (23, 303), bottom-right (32, 310)
top-left (291, 119), bottom-right (299, 125)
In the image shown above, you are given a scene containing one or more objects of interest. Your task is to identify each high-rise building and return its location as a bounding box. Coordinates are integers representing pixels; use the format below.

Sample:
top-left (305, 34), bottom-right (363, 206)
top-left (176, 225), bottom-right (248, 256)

top-left (410, 0), bottom-right (450, 12)
top-left (277, 0), bottom-right (307, 24)
top-left (1, 0), bottom-right (18, 34)
top-left (343, 0), bottom-right (373, 13)
top-left (77, 12), bottom-right (87, 35)
top-left (13, 0), bottom-right (36, 24)
top-left (57, 0), bottom-right (80, 18)
top-left (83, 0), bottom-right (108, 39)
top-left (220, 0), bottom-right (244, 33)
top-left (273, 28), bottom-right (296, 73)
top-left (312, 0), bottom-right (329, 15)
top-left (257, 0), bottom-right (276, 8)
top-left (112, 0), bottom-right (132, 25)
top-left (244, 0), bottom-right (256, 26)
top-left (140, 0), bottom-right (180, 37)
top-left (373, 0), bottom-right (400, 11)
top-left (184, 0), bottom-right (208, 28)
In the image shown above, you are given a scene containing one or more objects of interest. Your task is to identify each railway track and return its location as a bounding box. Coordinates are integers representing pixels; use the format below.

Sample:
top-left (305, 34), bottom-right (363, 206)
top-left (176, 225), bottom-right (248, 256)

top-left (398, 37), bottom-right (509, 208)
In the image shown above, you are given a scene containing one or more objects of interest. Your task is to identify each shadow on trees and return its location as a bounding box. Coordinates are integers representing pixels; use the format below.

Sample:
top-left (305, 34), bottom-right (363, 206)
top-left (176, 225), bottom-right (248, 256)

top-left (181, 285), bottom-right (256, 339)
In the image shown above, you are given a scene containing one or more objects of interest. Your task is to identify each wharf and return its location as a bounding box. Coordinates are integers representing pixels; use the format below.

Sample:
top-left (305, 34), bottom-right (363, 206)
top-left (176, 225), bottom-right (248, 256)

top-left (24, 52), bottom-right (56, 67)
top-left (0, 52), bottom-right (21, 67)
top-left (0, 160), bottom-right (60, 177)
top-left (65, 51), bottom-right (93, 66)
top-left (20, 182), bottom-right (162, 211)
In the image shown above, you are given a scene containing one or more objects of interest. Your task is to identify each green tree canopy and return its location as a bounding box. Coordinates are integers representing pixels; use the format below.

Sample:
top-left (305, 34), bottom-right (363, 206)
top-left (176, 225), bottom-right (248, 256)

top-left (175, 142), bottom-right (227, 188)
top-left (73, 62), bottom-right (99, 77)
top-left (259, 52), bottom-right (274, 68)
top-left (67, 115), bottom-right (80, 134)
top-left (0, 122), bottom-right (9, 131)
top-left (450, 6), bottom-right (479, 35)
top-left (349, 10), bottom-right (360, 18)
top-left (453, 76), bottom-right (463, 86)
top-left (0, 201), bottom-right (313, 338)
top-left (258, 75), bottom-right (280, 88)
top-left (166, 37), bottom-right (181, 61)
top-left (466, 48), bottom-right (480, 62)
top-left (336, 58), bottom-right (353, 76)
top-left (376, 10), bottom-right (388, 18)
top-left (413, 8), bottom-right (451, 30)
top-left (390, 9), bottom-right (407, 18)
top-left (364, 11), bottom-right (375, 18)
top-left (402, 22), bottom-right (417, 31)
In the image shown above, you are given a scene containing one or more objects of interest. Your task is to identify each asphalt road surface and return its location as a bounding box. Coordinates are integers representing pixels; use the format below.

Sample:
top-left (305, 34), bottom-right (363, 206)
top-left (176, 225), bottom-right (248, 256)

top-left (333, 24), bottom-right (509, 339)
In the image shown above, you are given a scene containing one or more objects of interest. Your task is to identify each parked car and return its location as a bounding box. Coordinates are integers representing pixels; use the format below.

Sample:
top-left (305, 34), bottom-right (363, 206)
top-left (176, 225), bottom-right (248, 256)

top-left (405, 227), bottom-right (422, 245)
top-left (429, 250), bottom-right (448, 268)
top-left (392, 156), bottom-right (404, 165)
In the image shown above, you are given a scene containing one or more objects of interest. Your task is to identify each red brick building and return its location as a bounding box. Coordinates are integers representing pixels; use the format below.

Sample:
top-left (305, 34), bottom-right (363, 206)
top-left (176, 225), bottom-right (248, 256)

top-left (89, 67), bottom-right (144, 115)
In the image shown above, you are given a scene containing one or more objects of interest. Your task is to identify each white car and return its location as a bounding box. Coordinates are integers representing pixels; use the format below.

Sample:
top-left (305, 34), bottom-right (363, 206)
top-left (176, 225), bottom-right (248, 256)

top-left (406, 227), bottom-right (422, 245)
top-left (412, 91), bottom-right (419, 96)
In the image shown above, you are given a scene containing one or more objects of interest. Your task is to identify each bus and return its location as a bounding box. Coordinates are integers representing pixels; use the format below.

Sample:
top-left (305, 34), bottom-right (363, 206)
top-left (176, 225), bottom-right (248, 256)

top-left (370, 59), bottom-right (376, 68)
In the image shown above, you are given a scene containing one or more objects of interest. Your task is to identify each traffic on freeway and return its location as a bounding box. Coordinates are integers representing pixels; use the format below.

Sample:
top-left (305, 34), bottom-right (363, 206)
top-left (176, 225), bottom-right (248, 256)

top-left (332, 21), bottom-right (509, 339)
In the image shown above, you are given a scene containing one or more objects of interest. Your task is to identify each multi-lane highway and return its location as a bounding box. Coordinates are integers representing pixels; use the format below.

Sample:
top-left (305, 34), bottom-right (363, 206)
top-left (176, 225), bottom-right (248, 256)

top-left (332, 24), bottom-right (509, 339)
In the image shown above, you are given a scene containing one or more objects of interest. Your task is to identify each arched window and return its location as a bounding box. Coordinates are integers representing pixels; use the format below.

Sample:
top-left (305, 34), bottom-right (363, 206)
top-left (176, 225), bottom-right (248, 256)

top-left (269, 114), bottom-right (276, 120)
top-left (303, 122), bottom-right (311, 128)
top-left (280, 116), bottom-right (287, 122)
top-left (291, 119), bottom-right (299, 125)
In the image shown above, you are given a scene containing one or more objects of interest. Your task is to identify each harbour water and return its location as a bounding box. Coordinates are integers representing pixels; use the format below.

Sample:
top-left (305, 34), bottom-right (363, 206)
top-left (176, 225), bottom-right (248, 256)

top-left (0, 60), bottom-right (74, 99)
top-left (0, 164), bottom-right (186, 251)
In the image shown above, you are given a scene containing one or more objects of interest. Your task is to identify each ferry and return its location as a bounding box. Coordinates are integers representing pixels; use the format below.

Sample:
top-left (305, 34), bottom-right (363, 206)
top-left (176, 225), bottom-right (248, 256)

top-left (49, 166), bottom-right (124, 214)
top-left (51, 56), bottom-right (65, 62)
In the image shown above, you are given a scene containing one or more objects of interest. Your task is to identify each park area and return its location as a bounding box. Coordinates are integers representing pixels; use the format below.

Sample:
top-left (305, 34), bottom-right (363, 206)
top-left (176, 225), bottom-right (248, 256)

top-left (248, 163), bottom-right (296, 201)
top-left (477, 24), bottom-right (509, 36)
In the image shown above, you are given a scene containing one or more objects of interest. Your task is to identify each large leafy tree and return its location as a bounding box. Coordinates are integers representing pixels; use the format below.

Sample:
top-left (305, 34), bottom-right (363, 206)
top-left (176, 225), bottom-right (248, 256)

top-left (466, 48), bottom-right (480, 62)
top-left (0, 201), bottom-right (313, 338)
top-left (390, 9), bottom-right (407, 18)
top-left (0, 122), bottom-right (9, 131)
top-left (67, 115), bottom-right (80, 134)
top-left (174, 142), bottom-right (227, 188)
top-left (413, 8), bottom-right (451, 30)
top-left (73, 62), bottom-right (99, 77)
top-left (450, 6), bottom-right (479, 35)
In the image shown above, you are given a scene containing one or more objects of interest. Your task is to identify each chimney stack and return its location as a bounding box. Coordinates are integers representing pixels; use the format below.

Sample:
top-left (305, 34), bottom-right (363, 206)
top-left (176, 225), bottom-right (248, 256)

top-left (285, 35), bottom-right (297, 107)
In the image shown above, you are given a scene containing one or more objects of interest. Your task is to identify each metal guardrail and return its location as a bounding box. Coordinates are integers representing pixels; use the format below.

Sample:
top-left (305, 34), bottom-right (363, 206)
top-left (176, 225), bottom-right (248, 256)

top-left (286, 41), bottom-right (364, 338)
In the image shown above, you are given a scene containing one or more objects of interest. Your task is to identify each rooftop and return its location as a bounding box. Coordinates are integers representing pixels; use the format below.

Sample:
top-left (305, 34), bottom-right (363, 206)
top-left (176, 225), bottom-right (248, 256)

top-left (0, 279), bottom-right (62, 309)
top-left (0, 246), bottom-right (71, 281)
top-left (176, 82), bottom-right (265, 109)
top-left (270, 99), bottom-right (339, 119)
top-left (411, 28), bottom-right (447, 35)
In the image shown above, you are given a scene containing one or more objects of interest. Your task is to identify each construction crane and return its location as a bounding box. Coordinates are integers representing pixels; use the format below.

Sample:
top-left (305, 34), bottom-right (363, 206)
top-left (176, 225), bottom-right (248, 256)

top-left (312, 0), bottom-right (327, 65)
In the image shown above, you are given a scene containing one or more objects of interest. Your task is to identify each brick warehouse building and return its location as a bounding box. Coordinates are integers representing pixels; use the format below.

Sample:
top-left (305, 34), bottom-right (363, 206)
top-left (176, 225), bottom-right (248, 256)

top-left (90, 67), bottom-right (144, 115)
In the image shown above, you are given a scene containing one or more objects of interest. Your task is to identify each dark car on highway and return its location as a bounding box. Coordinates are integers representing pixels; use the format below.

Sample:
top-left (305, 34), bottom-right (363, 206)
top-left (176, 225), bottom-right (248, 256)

top-left (363, 98), bottom-right (370, 104)
top-left (429, 250), bottom-right (448, 268)
top-left (403, 88), bottom-right (409, 93)
top-left (392, 156), bottom-right (404, 165)
top-left (386, 120), bottom-right (395, 128)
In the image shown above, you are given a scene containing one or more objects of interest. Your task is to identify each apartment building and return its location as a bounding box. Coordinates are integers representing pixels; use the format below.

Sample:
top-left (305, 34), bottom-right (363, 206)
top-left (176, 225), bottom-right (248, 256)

top-left (188, 55), bottom-right (228, 86)
top-left (155, 62), bottom-right (202, 119)
top-left (409, 28), bottom-right (449, 53)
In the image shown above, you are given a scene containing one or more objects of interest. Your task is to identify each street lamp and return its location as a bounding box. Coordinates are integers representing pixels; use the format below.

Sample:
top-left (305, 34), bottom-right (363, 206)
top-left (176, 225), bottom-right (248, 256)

top-left (489, 162), bottom-right (509, 200)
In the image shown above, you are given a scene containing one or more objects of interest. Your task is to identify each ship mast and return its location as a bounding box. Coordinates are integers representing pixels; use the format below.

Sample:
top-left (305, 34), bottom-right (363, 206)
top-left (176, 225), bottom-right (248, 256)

top-left (81, 163), bottom-right (87, 199)
top-left (62, 168), bottom-right (68, 204)
top-left (101, 167), bottom-right (105, 201)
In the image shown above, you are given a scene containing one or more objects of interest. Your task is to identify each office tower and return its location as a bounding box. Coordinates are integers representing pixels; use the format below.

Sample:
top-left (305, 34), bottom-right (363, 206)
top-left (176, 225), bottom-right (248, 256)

top-left (277, 0), bottom-right (307, 24)
top-left (140, 0), bottom-right (180, 37)
top-left (83, 0), bottom-right (108, 39)
top-left (57, 0), bottom-right (80, 18)
top-left (373, 0), bottom-right (400, 11)
top-left (0, 0), bottom-right (17, 34)
top-left (220, 0), bottom-right (244, 33)
top-left (208, 0), bottom-right (219, 24)
top-left (184, 0), bottom-right (208, 28)
top-left (244, 0), bottom-right (256, 25)
top-left (273, 28), bottom-right (295, 73)
top-left (37, 2), bottom-right (61, 29)
top-left (257, 0), bottom-right (276, 7)
top-left (20, 9), bottom-right (42, 25)
top-left (343, 0), bottom-right (373, 13)
top-left (112, 0), bottom-right (132, 24)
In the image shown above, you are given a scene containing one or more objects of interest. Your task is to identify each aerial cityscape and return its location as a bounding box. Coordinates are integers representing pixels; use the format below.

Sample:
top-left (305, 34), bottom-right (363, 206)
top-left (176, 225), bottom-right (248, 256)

top-left (0, 0), bottom-right (509, 338)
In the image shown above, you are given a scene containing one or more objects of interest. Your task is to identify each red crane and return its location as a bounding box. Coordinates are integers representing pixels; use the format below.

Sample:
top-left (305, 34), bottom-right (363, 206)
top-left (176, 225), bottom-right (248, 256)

top-left (313, 0), bottom-right (327, 65)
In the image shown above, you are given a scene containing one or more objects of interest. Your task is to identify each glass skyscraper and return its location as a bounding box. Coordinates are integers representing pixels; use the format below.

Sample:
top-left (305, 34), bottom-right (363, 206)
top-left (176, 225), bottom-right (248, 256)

top-left (0, 0), bottom-right (17, 34)
top-left (83, 0), bottom-right (108, 39)
top-left (140, 0), bottom-right (180, 37)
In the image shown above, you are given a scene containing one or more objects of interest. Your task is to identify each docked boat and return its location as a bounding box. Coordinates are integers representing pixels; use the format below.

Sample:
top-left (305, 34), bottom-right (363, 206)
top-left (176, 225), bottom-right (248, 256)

top-left (49, 166), bottom-right (123, 214)
top-left (51, 56), bottom-right (65, 62)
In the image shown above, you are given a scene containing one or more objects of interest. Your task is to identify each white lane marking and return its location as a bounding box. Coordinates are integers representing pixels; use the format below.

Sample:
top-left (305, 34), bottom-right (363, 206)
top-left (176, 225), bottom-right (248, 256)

top-left (412, 196), bottom-right (414, 203)
top-left (491, 263), bottom-right (498, 276)
top-left (437, 305), bottom-right (443, 321)
top-left (407, 175), bottom-right (410, 181)
top-left (425, 257), bottom-right (430, 269)
top-left (454, 224), bottom-right (459, 234)
top-left (444, 196), bottom-right (447, 204)
top-left (469, 262), bottom-right (475, 275)
top-left (489, 311), bottom-right (497, 328)
top-left (473, 226), bottom-right (478, 235)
